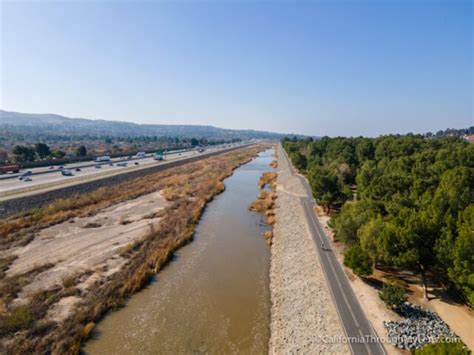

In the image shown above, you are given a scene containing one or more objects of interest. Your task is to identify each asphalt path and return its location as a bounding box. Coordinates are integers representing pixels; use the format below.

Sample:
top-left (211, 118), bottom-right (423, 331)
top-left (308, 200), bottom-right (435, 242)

top-left (281, 146), bottom-right (386, 355)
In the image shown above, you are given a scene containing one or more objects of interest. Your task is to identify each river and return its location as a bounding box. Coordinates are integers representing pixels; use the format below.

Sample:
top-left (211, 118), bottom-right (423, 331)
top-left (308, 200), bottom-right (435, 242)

top-left (83, 148), bottom-right (274, 354)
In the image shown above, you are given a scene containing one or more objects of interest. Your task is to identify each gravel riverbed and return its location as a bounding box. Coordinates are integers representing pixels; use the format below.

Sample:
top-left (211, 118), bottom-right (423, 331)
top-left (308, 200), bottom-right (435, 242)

top-left (269, 145), bottom-right (350, 354)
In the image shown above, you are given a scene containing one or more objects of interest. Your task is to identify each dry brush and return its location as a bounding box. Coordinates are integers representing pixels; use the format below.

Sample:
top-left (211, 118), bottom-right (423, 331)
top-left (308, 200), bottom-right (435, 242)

top-left (0, 145), bottom-right (266, 354)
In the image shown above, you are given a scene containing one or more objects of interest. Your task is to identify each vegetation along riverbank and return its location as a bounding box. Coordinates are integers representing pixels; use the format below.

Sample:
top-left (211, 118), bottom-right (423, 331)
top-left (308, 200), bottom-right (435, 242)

top-left (249, 156), bottom-right (278, 246)
top-left (0, 144), bottom-right (267, 354)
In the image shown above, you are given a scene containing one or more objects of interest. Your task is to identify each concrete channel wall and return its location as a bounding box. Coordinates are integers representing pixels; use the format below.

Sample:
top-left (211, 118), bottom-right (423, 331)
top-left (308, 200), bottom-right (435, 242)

top-left (0, 145), bottom-right (248, 218)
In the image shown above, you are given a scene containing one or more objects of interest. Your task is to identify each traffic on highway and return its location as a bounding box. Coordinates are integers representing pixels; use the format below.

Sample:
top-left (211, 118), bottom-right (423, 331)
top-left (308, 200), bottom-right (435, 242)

top-left (0, 143), bottom-right (247, 196)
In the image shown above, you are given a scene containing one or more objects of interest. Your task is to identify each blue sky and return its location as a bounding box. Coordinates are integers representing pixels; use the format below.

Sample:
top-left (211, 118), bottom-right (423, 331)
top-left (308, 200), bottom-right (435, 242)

top-left (1, 0), bottom-right (472, 136)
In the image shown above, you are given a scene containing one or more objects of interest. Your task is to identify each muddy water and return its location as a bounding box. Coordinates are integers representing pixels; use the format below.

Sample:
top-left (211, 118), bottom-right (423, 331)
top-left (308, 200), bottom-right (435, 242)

top-left (84, 149), bottom-right (274, 355)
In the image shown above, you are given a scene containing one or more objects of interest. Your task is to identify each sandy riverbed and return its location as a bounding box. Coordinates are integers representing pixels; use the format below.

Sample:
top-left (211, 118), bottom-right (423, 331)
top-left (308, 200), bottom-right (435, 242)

top-left (269, 145), bottom-right (350, 354)
top-left (6, 191), bottom-right (167, 320)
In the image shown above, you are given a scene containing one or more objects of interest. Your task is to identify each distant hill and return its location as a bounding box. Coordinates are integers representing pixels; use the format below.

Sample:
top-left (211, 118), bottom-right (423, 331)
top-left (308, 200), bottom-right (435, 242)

top-left (0, 110), bottom-right (299, 140)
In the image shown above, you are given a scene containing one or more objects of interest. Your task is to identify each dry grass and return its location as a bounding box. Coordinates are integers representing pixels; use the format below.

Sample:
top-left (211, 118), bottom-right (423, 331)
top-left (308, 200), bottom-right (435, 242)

top-left (0, 147), bottom-right (266, 251)
top-left (81, 322), bottom-right (95, 340)
top-left (0, 255), bottom-right (17, 279)
top-left (0, 144), bottom-right (266, 354)
top-left (249, 171), bottom-right (278, 247)
top-left (0, 263), bottom-right (56, 306)
top-left (62, 275), bottom-right (77, 289)
top-left (258, 171), bottom-right (277, 189)
top-left (249, 190), bottom-right (276, 213)
top-left (82, 222), bottom-right (101, 229)
top-left (142, 210), bottom-right (165, 219)
top-left (118, 218), bottom-right (132, 225)
top-left (264, 231), bottom-right (273, 246)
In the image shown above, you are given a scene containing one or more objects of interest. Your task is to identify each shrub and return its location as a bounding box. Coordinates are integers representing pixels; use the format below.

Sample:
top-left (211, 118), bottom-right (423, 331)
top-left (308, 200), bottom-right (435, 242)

top-left (0, 255), bottom-right (17, 279)
top-left (62, 275), bottom-right (77, 289)
top-left (83, 222), bottom-right (102, 228)
top-left (343, 244), bottom-right (373, 276)
top-left (413, 340), bottom-right (470, 355)
top-left (0, 305), bottom-right (32, 335)
top-left (82, 322), bottom-right (95, 339)
top-left (378, 283), bottom-right (406, 310)
top-left (257, 172), bottom-right (277, 189)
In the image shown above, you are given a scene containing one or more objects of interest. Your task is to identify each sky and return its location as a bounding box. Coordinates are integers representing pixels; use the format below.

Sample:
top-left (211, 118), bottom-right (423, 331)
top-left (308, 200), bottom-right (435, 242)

top-left (0, 0), bottom-right (472, 137)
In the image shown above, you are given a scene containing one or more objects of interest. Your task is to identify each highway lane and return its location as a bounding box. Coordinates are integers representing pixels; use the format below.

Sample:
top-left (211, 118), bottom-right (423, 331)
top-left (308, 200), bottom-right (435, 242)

top-left (0, 144), bottom-right (242, 197)
top-left (280, 145), bottom-right (386, 355)
top-left (0, 146), bottom-right (226, 181)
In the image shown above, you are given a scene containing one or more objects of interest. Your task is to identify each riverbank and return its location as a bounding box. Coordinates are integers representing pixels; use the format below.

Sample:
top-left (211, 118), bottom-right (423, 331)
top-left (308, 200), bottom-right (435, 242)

top-left (0, 145), bottom-right (266, 354)
top-left (269, 145), bottom-right (350, 354)
top-left (83, 148), bottom-right (274, 354)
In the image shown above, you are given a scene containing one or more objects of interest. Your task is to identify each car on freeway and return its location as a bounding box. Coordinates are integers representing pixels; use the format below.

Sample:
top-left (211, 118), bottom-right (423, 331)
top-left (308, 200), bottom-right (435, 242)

top-left (117, 162), bottom-right (127, 167)
top-left (109, 162), bottom-right (114, 166)
top-left (134, 162), bottom-right (139, 165)
top-left (49, 166), bottom-right (55, 170)
top-left (23, 170), bottom-right (32, 175)
top-left (95, 164), bottom-right (102, 169)
top-left (96, 155), bottom-right (111, 162)
top-left (75, 167), bottom-right (81, 172)
top-left (58, 166), bottom-right (64, 170)
top-left (153, 153), bottom-right (163, 161)
top-left (23, 177), bottom-right (32, 182)
top-left (61, 169), bottom-right (73, 176)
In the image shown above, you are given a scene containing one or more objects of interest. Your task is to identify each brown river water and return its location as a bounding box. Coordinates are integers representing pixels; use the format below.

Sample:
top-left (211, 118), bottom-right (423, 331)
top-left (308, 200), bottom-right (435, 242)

top-left (83, 149), bottom-right (274, 355)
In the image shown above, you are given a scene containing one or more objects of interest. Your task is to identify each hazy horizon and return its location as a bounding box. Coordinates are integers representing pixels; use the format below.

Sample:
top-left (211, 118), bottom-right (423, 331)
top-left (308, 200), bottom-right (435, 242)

top-left (1, 0), bottom-right (472, 137)
top-left (1, 108), bottom-right (472, 139)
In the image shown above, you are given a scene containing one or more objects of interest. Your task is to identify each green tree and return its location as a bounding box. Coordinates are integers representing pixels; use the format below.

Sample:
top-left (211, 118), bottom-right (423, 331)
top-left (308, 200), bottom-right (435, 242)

top-left (35, 143), bottom-right (51, 159)
top-left (448, 206), bottom-right (474, 306)
top-left (308, 165), bottom-right (351, 212)
top-left (282, 135), bottom-right (474, 304)
top-left (413, 340), bottom-right (470, 355)
top-left (333, 201), bottom-right (376, 244)
top-left (12, 145), bottom-right (36, 162)
top-left (355, 138), bottom-right (375, 164)
top-left (358, 217), bottom-right (384, 267)
top-left (378, 210), bottom-right (437, 299)
top-left (51, 150), bottom-right (66, 159)
top-left (378, 283), bottom-right (406, 309)
top-left (344, 244), bottom-right (373, 276)
top-left (290, 151), bottom-right (307, 170)
top-left (76, 145), bottom-right (87, 156)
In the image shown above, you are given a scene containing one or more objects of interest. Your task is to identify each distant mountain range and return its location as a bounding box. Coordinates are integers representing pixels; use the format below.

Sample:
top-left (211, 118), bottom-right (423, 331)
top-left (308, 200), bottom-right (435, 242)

top-left (0, 110), bottom-right (300, 140)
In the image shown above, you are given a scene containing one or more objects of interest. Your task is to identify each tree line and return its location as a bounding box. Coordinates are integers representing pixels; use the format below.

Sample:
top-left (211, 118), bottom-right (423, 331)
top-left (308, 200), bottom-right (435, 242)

top-left (282, 135), bottom-right (473, 305)
top-left (11, 143), bottom-right (87, 163)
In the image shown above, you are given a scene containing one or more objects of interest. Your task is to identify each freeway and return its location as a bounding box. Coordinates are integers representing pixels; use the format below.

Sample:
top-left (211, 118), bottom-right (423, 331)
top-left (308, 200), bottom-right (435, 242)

top-left (0, 146), bottom-right (225, 181)
top-left (0, 143), bottom-right (244, 198)
top-left (280, 145), bottom-right (386, 355)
